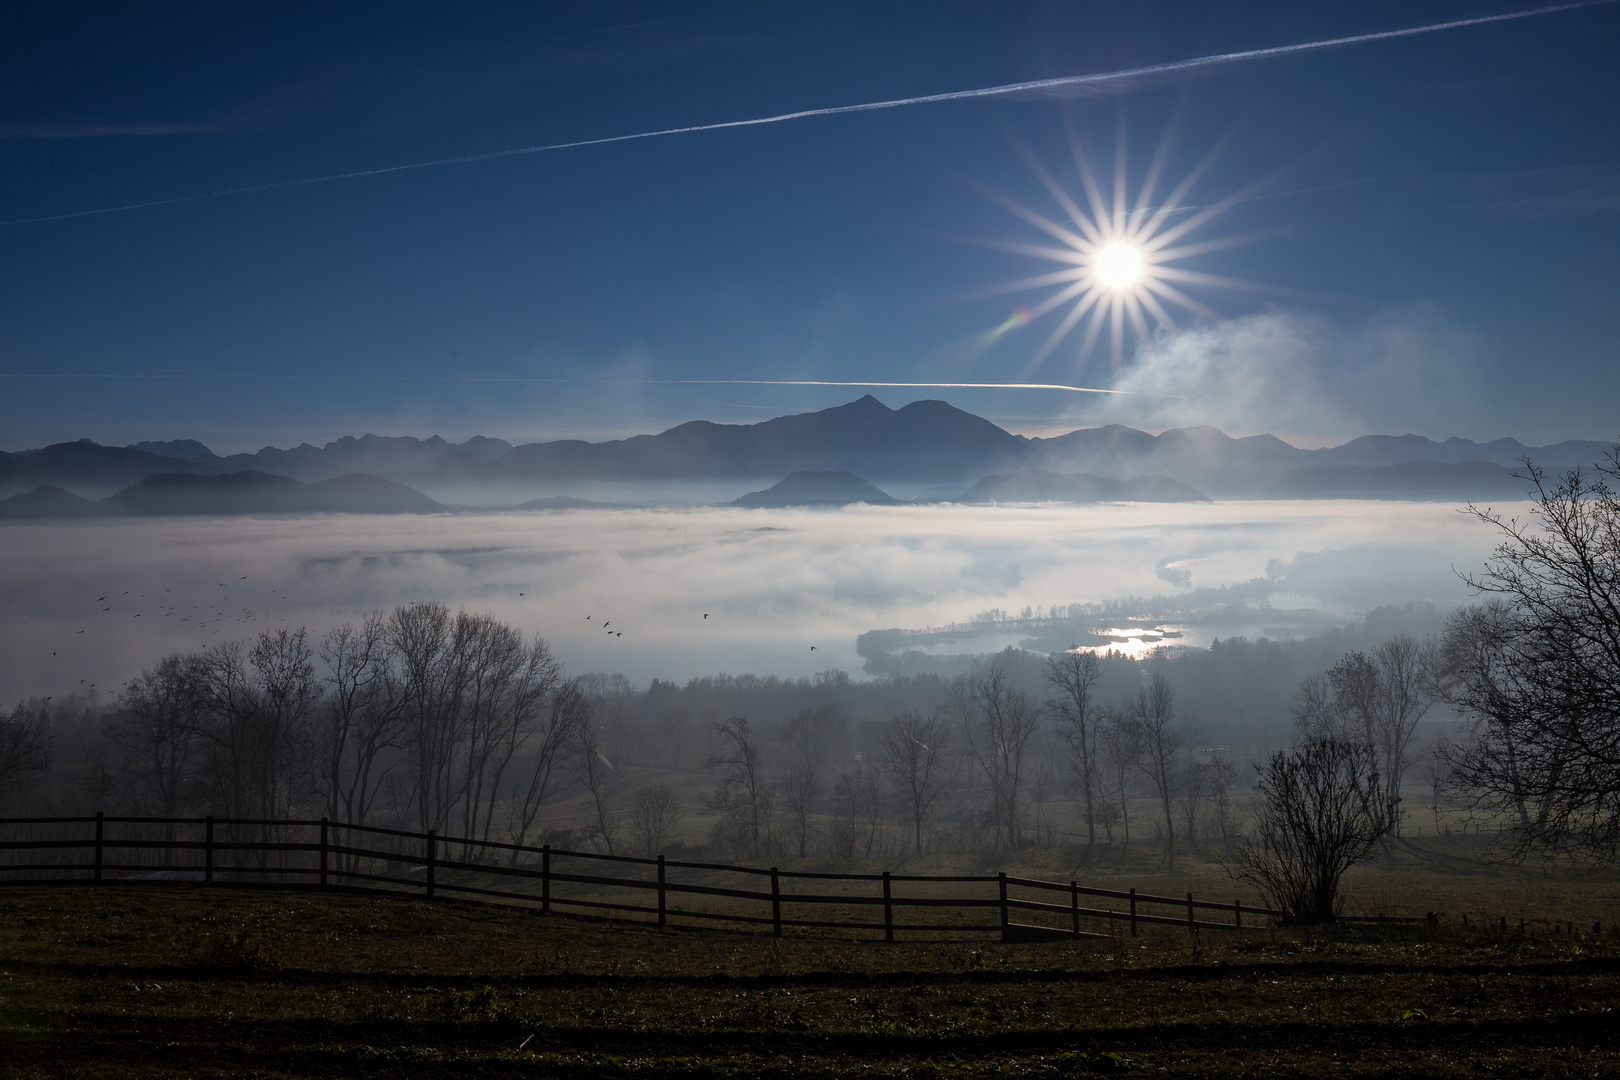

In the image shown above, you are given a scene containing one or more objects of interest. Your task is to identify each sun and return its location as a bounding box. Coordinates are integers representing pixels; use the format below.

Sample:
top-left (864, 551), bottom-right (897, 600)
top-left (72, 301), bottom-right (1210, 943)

top-left (1093, 242), bottom-right (1144, 291)
top-left (972, 118), bottom-right (1272, 376)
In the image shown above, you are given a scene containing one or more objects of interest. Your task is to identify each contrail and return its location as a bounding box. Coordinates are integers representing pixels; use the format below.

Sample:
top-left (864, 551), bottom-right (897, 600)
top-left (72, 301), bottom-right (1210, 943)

top-left (2, 1), bottom-right (1608, 229)
top-left (667, 379), bottom-right (1131, 395)
top-left (0, 371), bottom-right (1131, 394)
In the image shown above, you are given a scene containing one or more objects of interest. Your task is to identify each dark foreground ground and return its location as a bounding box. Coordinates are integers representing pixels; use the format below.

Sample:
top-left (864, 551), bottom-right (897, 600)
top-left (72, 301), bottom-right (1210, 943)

top-left (0, 885), bottom-right (1614, 1078)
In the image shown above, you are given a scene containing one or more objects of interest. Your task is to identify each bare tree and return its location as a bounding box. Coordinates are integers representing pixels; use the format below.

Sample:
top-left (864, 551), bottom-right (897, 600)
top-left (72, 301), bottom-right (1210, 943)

top-left (389, 601), bottom-right (462, 833)
top-left (777, 704), bottom-right (845, 858)
top-left (513, 679), bottom-right (589, 848)
top-left (785, 704), bottom-right (845, 780)
top-left (1207, 755), bottom-right (1238, 852)
top-left (0, 702), bottom-right (53, 808)
top-left (1230, 738), bottom-right (1389, 922)
top-left (830, 764), bottom-right (885, 858)
top-left (576, 722), bottom-right (620, 854)
top-left (1096, 705), bottom-right (1138, 845)
top-left (1435, 453), bottom-right (1620, 862)
top-left (1293, 639), bottom-right (1434, 835)
top-left (627, 783), bottom-right (684, 857)
top-left (389, 604), bottom-right (566, 842)
top-left (1046, 650), bottom-right (1104, 843)
top-left (880, 708), bottom-right (956, 856)
top-left (779, 766), bottom-right (818, 858)
top-left (1130, 673), bottom-right (1182, 864)
top-left (109, 654), bottom-right (201, 820)
top-left (457, 616), bottom-right (563, 845)
top-left (193, 629), bottom-right (319, 824)
top-left (319, 614), bottom-right (408, 826)
top-left (1415, 738), bottom-right (1453, 835)
top-left (705, 716), bottom-right (774, 858)
top-left (954, 667), bottom-right (1041, 850)
top-left (1180, 759), bottom-right (1209, 850)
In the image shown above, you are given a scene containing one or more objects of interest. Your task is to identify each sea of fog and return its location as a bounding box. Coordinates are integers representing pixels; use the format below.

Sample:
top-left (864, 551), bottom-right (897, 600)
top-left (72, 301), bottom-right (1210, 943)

top-left (0, 499), bottom-right (1521, 704)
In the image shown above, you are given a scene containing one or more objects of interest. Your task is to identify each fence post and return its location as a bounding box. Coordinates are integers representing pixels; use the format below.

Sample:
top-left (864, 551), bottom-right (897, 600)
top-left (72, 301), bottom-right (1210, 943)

top-left (1187, 892), bottom-right (1196, 934)
top-left (319, 818), bottom-right (329, 888)
top-left (657, 854), bottom-right (666, 928)
top-left (93, 811), bottom-right (104, 882)
top-left (998, 872), bottom-right (1009, 932)
top-left (883, 871), bottom-right (893, 943)
top-left (425, 830), bottom-right (436, 900)
top-left (1071, 880), bottom-right (1080, 936)
top-left (1129, 887), bottom-right (1137, 938)
top-left (771, 867), bottom-right (782, 937)
top-left (205, 816), bottom-right (214, 884)
top-left (542, 845), bottom-right (551, 914)
top-left (1235, 899), bottom-right (1242, 930)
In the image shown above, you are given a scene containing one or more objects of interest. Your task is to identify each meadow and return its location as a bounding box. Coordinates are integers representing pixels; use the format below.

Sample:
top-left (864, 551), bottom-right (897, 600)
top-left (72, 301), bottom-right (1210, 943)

top-left (1, 835), bottom-right (1616, 1078)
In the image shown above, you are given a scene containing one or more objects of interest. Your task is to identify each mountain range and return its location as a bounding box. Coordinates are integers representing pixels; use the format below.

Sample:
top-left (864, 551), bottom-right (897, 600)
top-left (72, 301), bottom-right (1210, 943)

top-left (2, 395), bottom-right (1611, 502)
top-left (0, 472), bottom-right (441, 519)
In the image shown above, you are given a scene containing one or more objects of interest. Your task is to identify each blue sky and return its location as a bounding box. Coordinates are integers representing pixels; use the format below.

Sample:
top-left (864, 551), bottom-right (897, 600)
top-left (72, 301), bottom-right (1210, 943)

top-left (2, 1), bottom-right (1617, 451)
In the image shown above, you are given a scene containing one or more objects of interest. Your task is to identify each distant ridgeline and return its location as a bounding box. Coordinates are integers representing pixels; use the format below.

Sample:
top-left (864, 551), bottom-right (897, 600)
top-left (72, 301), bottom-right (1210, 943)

top-left (1, 396), bottom-right (1611, 512)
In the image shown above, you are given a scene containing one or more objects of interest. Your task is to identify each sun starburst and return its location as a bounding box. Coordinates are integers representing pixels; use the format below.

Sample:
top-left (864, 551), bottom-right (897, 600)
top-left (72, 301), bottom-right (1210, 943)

top-left (974, 117), bottom-right (1275, 379)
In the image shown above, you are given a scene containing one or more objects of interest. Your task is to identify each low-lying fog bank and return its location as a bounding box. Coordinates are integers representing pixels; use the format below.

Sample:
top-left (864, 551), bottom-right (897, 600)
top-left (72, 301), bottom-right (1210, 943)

top-left (0, 499), bottom-right (1515, 704)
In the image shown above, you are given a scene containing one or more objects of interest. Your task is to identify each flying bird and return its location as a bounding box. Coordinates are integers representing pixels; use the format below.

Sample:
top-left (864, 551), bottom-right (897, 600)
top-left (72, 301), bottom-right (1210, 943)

top-left (616, 632), bottom-right (622, 637)
top-left (810, 646), bottom-right (817, 651)
top-left (597, 750), bottom-right (614, 771)
top-left (95, 596), bottom-right (105, 601)
top-left (703, 613), bottom-right (709, 619)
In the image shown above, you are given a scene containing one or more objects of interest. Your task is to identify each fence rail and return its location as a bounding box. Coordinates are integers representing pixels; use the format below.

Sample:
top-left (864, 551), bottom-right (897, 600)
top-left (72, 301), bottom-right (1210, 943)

top-left (0, 814), bottom-right (1434, 940)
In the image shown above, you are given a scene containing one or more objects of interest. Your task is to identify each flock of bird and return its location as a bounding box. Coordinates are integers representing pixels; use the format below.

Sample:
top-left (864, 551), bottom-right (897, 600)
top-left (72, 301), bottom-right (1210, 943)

top-left (577, 608), bottom-right (816, 652)
top-left (37, 575), bottom-right (823, 708)
top-left (38, 575), bottom-right (305, 702)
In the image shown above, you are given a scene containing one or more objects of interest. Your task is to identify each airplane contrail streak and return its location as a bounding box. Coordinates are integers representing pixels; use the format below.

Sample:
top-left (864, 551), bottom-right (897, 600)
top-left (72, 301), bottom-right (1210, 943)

top-left (0, 372), bottom-right (1132, 394)
top-left (667, 379), bottom-right (1132, 395)
top-left (1, 1), bottom-right (1608, 228)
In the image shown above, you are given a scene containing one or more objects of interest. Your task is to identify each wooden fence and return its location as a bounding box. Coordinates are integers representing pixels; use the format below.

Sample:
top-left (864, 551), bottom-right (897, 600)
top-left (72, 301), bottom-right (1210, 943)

top-left (0, 814), bottom-right (1431, 940)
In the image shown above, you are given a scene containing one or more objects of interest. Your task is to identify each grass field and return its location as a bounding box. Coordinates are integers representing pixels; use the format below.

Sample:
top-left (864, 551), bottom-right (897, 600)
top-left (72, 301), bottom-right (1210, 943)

top-left (0, 854), bottom-right (1617, 1079)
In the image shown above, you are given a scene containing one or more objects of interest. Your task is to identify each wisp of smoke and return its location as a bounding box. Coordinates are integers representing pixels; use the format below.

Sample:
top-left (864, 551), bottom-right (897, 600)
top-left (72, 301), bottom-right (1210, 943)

top-left (1101, 306), bottom-right (1487, 440)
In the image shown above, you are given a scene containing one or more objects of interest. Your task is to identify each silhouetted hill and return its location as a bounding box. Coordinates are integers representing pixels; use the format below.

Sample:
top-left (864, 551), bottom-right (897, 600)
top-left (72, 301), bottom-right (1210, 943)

top-left (0, 440), bottom-right (214, 495)
top-left (128, 439), bottom-right (215, 460)
top-left (0, 485), bottom-right (108, 519)
top-left (951, 470), bottom-right (1210, 504)
top-left (515, 495), bottom-right (630, 510)
top-left (222, 433), bottom-right (515, 481)
top-left (478, 396), bottom-right (1024, 484)
top-left (302, 474), bottom-right (444, 513)
top-left (100, 472), bottom-right (443, 516)
top-left (1266, 460), bottom-right (1535, 500)
top-left (732, 471), bottom-right (901, 507)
